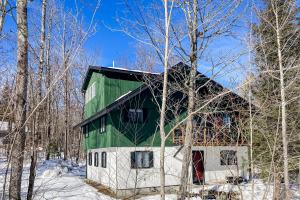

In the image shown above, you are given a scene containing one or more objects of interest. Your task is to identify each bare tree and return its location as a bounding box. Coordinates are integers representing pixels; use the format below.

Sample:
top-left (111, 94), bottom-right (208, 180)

top-left (159, 1), bottom-right (174, 199)
top-left (27, 0), bottom-right (47, 199)
top-left (178, 1), bottom-right (198, 198)
top-left (9, 0), bottom-right (28, 199)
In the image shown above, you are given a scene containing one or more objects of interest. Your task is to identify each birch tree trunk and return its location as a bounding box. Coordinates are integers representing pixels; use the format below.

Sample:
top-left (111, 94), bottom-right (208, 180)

top-left (27, 0), bottom-right (47, 199)
top-left (178, 1), bottom-right (198, 199)
top-left (45, 11), bottom-right (52, 160)
top-left (274, 6), bottom-right (289, 199)
top-left (62, 31), bottom-right (70, 161)
top-left (9, 0), bottom-right (28, 199)
top-left (63, 61), bottom-right (69, 161)
top-left (159, 1), bottom-right (173, 199)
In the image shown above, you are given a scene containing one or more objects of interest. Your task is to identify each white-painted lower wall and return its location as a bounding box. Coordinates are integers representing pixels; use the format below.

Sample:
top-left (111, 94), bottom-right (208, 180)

top-left (86, 146), bottom-right (249, 191)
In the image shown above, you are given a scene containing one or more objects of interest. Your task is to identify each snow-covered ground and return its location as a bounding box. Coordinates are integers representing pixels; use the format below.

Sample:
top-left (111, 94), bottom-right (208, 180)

top-left (0, 156), bottom-right (299, 200)
top-left (0, 157), bottom-right (114, 200)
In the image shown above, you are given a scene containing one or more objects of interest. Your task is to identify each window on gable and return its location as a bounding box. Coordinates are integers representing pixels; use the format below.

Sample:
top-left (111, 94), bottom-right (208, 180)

top-left (85, 90), bottom-right (89, 104)
top-left (100, 116), bottom-right (106, 133)
top-left (88, 152), bottom-right (92, 166)
top-left (128, 109), bottom-right (143, 123)
top-left (85, 82), bottom-right (96, 104)
top-left (220, 150), bottom-right (237, 165)
top-left (223, 114), bottom-right (231, 129)
top-left (101, 152), bottom-right (107, 168)
top-left (131, 151), bottom-right (153, 169)
top-left (83, 125), bottom-right (89, 138)
top-left (94, 152), bottom-right (99, 167)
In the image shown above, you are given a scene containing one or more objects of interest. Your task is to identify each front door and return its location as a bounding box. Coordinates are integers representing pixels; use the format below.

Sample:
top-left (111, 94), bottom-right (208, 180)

top-left (192, 151), bottom-right (204, 184)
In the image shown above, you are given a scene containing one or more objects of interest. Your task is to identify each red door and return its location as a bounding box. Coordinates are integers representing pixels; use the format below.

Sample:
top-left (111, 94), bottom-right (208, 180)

top-left (192, 151), bottom-right (204, 184)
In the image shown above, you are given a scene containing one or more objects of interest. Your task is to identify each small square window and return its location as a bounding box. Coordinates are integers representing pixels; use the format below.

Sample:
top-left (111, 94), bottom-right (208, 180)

top-left (220, 150), bottom-right (237, 165)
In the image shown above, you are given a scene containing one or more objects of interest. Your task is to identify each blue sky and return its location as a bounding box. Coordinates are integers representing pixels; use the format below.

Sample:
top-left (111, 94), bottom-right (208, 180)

top-left (79, 0), bottom-right (253, 89)
top-left (2, 0), bottom-right (299, 89)
top-left (81, 0), bottom-right (137, 66)
top-left (0, 0), bottom-right (253, 89)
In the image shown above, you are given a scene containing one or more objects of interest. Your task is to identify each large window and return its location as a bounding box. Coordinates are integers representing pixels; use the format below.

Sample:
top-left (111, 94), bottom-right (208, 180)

top-left (220, 150), bottom-right (237, 165)
top-left (101, 152), bottom-right (107, 168)
top-left (85, 82), bottom-right (96, 104)
top-left (100, 116), bottom-right (106, 133)
top-left (94, 152), bottom-right (99, 167)
top-left (131, 151), bottom-right (153, 169)
top-left (88, 152), bottom-right (92, 166)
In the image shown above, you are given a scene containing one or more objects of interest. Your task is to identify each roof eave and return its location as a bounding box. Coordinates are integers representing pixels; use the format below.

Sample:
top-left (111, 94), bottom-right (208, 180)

top-left (74, 85), bottom-right (149, 129)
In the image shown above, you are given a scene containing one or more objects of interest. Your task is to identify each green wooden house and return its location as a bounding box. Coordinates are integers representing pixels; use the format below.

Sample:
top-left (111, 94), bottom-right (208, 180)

top-left (75, 62), bottom-right (249, 196)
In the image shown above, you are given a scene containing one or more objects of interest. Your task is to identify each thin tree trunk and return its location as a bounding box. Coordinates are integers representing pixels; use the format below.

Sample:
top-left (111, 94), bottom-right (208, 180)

top-left (159, 1), bottom-right (171, 199)
top-left (63, 68), bottom-right (69, 161)
top-left (63, 56), bottom-right (69, 160)
top-left (45, 13), bottom-right (52, 160)
top-left (9, 0), bottom-right (28, 199)
top-left (298, 159), bottom-right (300, 194)
top-left (274, 7), bottom-right (289, 199)
top-left (273, 170), bottom-right (281, 200)
top-left (27, 1), bottom-right (47, 199)
top-left (178, 1), bottom-right (198, 199)
top-left (248, 77), bottom-right (254, 200)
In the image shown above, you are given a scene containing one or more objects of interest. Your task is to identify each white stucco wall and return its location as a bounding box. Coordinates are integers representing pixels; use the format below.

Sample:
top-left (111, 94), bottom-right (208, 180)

top-left (86, 146), bottom-right (249, 190)
top-left (87, 148), bottom-right (117, 190)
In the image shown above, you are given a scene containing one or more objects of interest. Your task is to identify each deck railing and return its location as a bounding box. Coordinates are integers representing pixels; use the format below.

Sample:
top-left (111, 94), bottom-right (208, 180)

top-left (173, 127), bottom-right (247, 146)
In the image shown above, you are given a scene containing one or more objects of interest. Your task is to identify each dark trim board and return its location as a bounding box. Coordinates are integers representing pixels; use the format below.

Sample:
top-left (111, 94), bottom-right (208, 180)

top-left (81, 66), bottom-right (160, 92)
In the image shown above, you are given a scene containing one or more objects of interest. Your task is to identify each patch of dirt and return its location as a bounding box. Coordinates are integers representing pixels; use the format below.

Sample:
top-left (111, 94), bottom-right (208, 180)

top-left (85, 179), bottom-right (118, 198)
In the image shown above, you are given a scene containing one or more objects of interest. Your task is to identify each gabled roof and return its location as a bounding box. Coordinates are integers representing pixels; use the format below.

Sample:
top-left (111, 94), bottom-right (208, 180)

top-left (75, 62), bottom-right (251, 129)
top-left (81, 66), bottom-right (160, 92)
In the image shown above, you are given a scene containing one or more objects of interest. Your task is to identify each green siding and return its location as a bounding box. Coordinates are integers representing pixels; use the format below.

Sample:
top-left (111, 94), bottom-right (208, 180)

top-left (84, 73), bottom-right (142, 118)
top-left (109, 97), bottom-right (160, 147)
top-left (84, 73), bottom-right (105, 118)
top-left (104, 77), bottom-right (142, 109)
top-left (83, 70), bottom-right (179, 150)
top-left (83, 92), bottom-right (180, 149)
